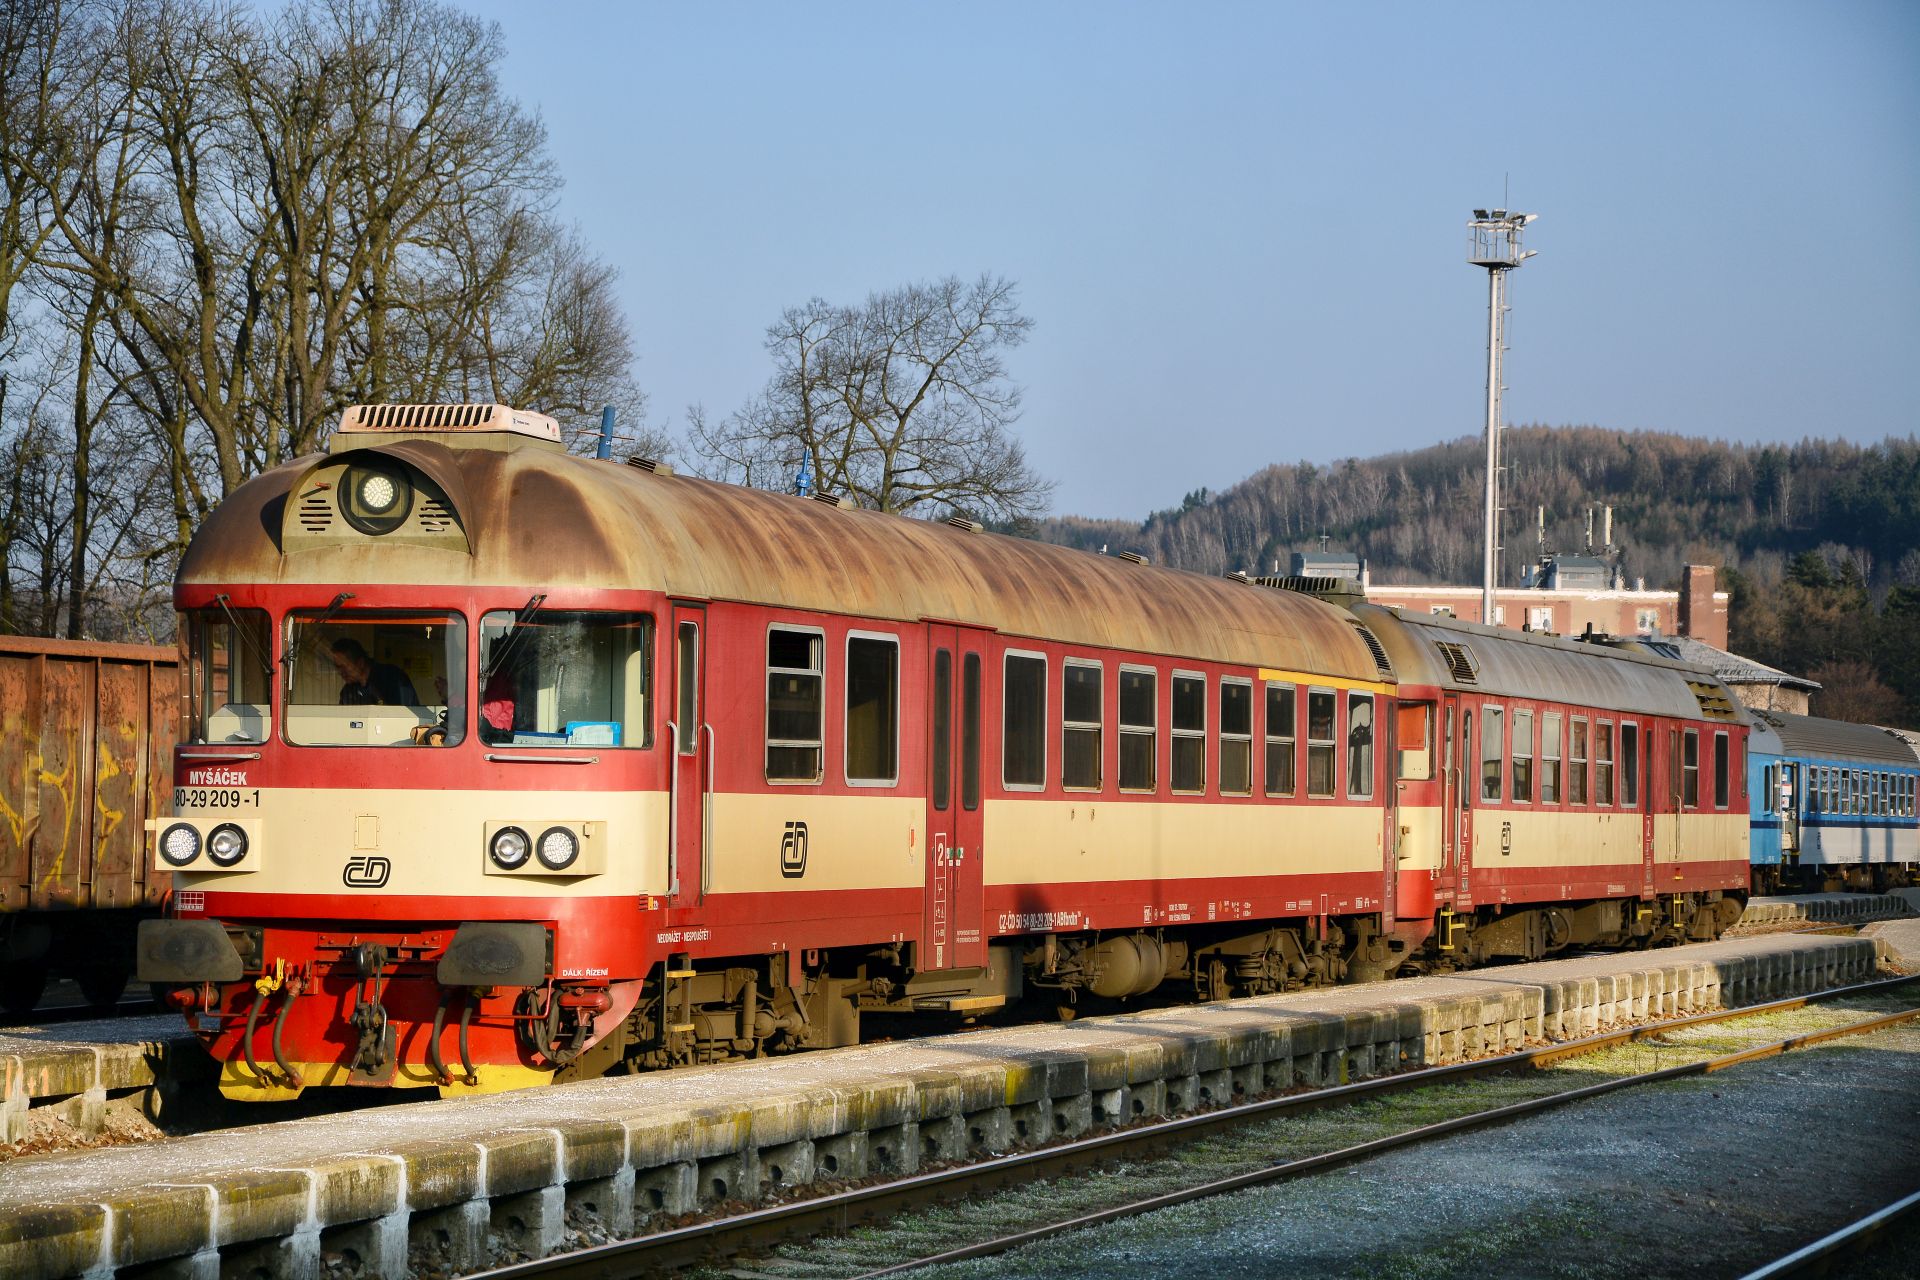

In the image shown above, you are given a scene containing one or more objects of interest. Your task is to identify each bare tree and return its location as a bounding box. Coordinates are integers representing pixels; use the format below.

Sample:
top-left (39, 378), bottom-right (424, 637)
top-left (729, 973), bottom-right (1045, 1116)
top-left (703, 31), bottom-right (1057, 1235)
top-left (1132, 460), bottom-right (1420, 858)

top-left (695, 274), bottom-right (1051, 520)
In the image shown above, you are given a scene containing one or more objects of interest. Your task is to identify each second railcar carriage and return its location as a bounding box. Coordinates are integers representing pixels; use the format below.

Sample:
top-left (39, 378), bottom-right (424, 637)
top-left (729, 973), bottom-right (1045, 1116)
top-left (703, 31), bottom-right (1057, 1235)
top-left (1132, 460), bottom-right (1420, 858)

top-left (1747, 710), bottom-right (1920, 893)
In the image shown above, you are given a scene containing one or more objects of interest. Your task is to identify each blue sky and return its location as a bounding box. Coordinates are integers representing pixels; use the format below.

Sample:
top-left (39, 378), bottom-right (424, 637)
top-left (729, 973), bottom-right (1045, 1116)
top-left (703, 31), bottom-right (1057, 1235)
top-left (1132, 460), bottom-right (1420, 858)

top-left (461, 1), bottom-right (1919, 517)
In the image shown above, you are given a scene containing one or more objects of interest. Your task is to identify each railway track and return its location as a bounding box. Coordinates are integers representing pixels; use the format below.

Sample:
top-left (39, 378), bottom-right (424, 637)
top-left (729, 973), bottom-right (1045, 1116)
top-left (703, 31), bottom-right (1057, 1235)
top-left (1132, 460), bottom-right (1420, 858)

top-left (468, 970), bottom-right (1920, 1279)
top-left (1737, 1187), bottom-right (1920, 1279)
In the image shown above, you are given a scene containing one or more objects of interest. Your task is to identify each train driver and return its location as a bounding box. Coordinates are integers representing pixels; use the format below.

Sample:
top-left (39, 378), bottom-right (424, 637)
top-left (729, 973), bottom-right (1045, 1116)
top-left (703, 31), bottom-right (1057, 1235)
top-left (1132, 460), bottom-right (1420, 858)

top-left (330, 637), bottom-right (419, 706)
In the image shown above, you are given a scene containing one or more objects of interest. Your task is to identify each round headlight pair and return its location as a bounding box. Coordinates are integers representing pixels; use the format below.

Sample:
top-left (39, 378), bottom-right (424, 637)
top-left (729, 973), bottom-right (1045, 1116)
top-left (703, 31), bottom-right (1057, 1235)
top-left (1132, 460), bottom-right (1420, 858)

top-left (489, 825), bottom-right (579, 872)
top-left (340, 463), bottom-right (412, 535)
top-left (159, 822), bottom-right (247, 868)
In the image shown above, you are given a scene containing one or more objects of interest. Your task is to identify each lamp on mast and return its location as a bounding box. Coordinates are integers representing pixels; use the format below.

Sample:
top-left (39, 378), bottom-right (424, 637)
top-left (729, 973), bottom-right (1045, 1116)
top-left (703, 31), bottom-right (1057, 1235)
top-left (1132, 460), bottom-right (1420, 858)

top-left (1467, 208), bottom-right (1537, 625)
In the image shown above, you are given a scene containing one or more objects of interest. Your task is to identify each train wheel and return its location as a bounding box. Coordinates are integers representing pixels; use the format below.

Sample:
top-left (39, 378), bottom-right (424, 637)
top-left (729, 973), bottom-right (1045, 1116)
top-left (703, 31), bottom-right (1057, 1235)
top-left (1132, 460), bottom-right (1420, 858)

top-left (77, 959), bottom-right (130, 1010)
top-left (1, 959), bottom-right (49, 1017)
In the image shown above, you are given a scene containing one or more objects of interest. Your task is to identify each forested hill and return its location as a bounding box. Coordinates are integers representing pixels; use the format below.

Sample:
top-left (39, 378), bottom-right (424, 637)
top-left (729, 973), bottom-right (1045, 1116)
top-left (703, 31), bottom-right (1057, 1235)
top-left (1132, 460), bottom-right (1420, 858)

top-left (1033, 427), bottom-right (1920, 723)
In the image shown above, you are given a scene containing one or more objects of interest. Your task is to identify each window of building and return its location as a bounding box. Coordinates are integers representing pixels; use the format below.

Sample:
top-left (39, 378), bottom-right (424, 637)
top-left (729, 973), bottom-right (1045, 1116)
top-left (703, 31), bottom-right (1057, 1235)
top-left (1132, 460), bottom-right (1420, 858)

top-left (1171, 673), bottom-right (1206, 794)
top-left (1541, 712), bottom-right (1563, 804)
top-left (1063, 660), bottom-right (1102, 791)
top-left (1568, 717), bottom-right (1589, 805)
top-left (1594, 721), bottom-right (1613, 805)
top-left (845, 633), bottom-right (899, 785)
top-left (1430, 605), bottom-right (1455, 618)
top-left (1635, 607), bottom-right (1660, 633)
top-left (1347, 693), bottom-right (1375, 798)
top-left (766, 626), bottom-right (824, 781)
top-left (1002, 652), bottom-right (1046, 790)
top-left (1264, 683), bottom-right (1296, 797)
top-left (1511, 709), bottom-right (1535, 803)
top-left (1492, 605), bottom-right (1507, 624)
top-left (1119, 666), bottom-right (1157, 792)
top-left (1481, 706), bottom-right (1504, 802)
top-left (1711, 732), bottom-right (1729, 809)
top-left (1527, 606), bottom-right (1554, 631)
top-left (1681, 729), bottom-right (1700, 808)
top-left (1307, 689), bottom-right (1338, 797)
top-left (1220, 678), bottom-right (1253, 796)
top-left (1620, 723), bottom-right (1640, 808)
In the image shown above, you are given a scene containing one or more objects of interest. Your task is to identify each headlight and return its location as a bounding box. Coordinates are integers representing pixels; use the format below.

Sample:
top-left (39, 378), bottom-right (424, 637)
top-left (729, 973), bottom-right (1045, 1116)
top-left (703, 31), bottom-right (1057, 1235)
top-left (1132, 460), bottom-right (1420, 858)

top-left (207, 822), bottom-right (248, 867)
top-left (159, 823), bottom-right (201, 867)
top-left (341, 463), bottom-right (412, 535)
top-left (489, 825), bottom-right (531, 870)
top-left (536, 825), bottom-right (580, 871)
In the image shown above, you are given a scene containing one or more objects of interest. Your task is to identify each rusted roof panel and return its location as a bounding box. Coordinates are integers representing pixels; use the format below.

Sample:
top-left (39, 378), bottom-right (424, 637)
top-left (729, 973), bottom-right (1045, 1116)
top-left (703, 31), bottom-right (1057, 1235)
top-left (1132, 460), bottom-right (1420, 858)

top-left (180, 444), bottom-right (1380, 680)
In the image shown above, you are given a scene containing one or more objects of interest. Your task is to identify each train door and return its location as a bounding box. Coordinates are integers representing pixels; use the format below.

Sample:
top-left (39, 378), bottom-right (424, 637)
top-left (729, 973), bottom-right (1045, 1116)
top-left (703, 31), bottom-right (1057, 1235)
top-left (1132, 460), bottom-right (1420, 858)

top-left (1666, 727), bottom-right (1683, 881)
top-left (924, 624), bottom-right (987, 970)
top-left (1456, 704), bottom-right (1474, 906)
top-left (1622, 721), bottom-right (1652, 898)
top-left (1778, 763), bottom-right (1801, 855)
top-left (668, 602), bottom-right (707, 908)
top-left (1440, 697), bottom-right (1458, 902)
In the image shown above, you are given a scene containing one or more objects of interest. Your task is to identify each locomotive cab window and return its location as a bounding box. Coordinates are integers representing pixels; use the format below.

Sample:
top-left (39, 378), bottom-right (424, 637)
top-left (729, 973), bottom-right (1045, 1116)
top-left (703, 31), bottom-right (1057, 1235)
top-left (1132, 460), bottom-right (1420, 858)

top-left (1307, 688), bottom-right (1337, 798)
top-left (1171, 672), bottom-right (1206, 794)
top-left (766, 626), bottom-right (824, 782)
top-left (1264, 682), bottom-right (1297, 797)
top-left (1002, 652), bottom-right (1046, 790)
top-left (1220, 678), bottom-right (1253, 796)
top-left (285, 609), bottom-right (467, 746)
top-left (845, 633), bottom-right (899, 785)
top-left (181, 605), bottom-right (273, 744)
top-left (1346, 693), bottom-right (1374, 799)
top-left (1063, 660), bottom-right (1103, 791)
top-left (475, 609), bottom-right (650, 750)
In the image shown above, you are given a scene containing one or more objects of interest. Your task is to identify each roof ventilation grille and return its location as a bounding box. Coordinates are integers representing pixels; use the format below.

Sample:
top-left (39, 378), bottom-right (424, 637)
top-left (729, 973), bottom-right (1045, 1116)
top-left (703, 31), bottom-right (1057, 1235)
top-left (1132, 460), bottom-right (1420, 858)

top-left (1349, 621), bottom-right (1394, 681)
top-left (1223, 570), bottom-right (1251, 583)
top-left (1256, 574), bottom-right (1366, 606)
top-left (1115, 550), bottom-right (1149, 565)
top-left (812, 491), bottom-right (847, 509)
top-left (1688, 679), bottom-right (1738, 721)
top-left (1435, 640), bottom-right (1479, 685)
top-left (946, 515), bottom-right (984, 533)
top-left (626, 456), bottom-right (674, 476)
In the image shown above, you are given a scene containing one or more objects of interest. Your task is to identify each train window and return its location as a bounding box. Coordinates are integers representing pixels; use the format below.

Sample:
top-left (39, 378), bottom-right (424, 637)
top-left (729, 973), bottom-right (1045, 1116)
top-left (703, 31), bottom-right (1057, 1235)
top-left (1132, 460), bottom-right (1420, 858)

top-left (1595, 721), bottom-right (1614, 805)
top-left (962, 653), bottom-right (981, 811)
top-left (1541, 713), bottom-right (1563, 805)
top-left (286, 609), bottom-right (468, 747)
top-left (1220, 678), bottom-right (1253, 796)
top-left (1119, 667), bottom-right (1157, 792)
top-left (1620, 723), bottom-right (1640, 808)
top-left (1460, 710), bottom-right (1472, 810)
top-left (1481, 706), bottom-right (1504, 802)
top-left (932, 651), bottom-right (951, 812)
top-left (1172, 673), bottom-right (1206, 794)
top-left (1264, 683), bottom-right (1296, 797)
top-left (845, 633), bottom-right (899, 785)
top-left (1307, 689), bottom-right (1338, 798)
top-left (766, 625), bottom-right (824, 782)
top-left (181, 605), bottom-right (273, 744)
top-left (1002, 652), bottom-right (1046, 790)
top-left (1346, 693), bottom-right (1375, 799)
top-left (1681, 730), bottom-right (1700, 809)
top-left (675, 623), bottom-right (699, 754)
top-left (1568, 718), bottom-right (1589, 805)
top-left (1510, 709), bottom-right (1534, 803)
top-left (1063, 660), bottom-right (1103, 791)
top-left (1712, 733), bottom-right (1729, 809)
top-left (471, 608), bottom-right (651, 751)
top-left (1396, 702), bottom-right (1433, 781)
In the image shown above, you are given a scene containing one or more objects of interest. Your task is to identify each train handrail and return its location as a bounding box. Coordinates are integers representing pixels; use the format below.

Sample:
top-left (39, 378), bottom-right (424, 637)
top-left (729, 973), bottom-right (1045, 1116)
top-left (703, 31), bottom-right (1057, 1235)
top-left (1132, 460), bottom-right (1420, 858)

top-left (179, 750), bottom-right (262, 761)
top-left (482, 754), bottom-right (599, 765)
top-left (701, 722), bottom-right (715, 896)
top-left (665, 720), bottom-right (679, 898)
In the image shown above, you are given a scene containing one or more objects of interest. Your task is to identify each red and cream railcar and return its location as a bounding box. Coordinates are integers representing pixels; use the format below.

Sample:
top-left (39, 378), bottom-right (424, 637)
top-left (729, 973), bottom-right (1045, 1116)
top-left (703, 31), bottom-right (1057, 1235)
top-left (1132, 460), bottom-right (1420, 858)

top-left (1354, 603), bottom-right (1748, 962)
top-left (137, 404), bottom-right (1745, 1101)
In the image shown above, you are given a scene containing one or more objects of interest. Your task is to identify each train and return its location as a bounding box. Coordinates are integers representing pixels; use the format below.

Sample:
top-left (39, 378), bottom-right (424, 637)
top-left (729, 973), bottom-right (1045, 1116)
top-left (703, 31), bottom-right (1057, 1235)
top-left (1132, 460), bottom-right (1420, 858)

top-left (132, 402), bottom-right (1913, 1101)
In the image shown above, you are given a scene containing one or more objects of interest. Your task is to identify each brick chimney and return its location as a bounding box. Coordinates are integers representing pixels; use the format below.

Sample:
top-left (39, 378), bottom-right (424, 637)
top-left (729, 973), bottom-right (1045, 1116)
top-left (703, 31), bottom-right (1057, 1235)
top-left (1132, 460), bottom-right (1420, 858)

top-left (1677, 564), bottom-right (1727, 649)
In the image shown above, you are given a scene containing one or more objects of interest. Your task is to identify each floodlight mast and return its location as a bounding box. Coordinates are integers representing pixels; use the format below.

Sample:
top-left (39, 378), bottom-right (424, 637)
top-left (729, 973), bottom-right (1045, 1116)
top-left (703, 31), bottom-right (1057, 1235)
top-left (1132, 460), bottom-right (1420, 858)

top-left (1467, 209), bottom-right (1537, 625)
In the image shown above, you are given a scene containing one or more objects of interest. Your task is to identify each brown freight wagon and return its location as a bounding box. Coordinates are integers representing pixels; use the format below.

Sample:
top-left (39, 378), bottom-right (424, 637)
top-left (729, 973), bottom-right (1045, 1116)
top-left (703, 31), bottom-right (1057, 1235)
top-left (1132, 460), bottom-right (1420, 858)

top-left (0, 635), bottom-right (177, 1012)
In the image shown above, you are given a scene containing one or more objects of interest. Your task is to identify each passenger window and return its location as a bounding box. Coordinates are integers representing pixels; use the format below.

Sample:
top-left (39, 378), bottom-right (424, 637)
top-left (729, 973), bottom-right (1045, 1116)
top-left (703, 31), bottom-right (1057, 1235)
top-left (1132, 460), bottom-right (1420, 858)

top-left (1541, 712), bottom-right (1562, 804)
top-left (1063, 660), bottom-right (1102, 791)
top-left (1172, 673), bottom-right (1206, 794)
top-left (1682, 729), bottom-right (1700, 809)
top-left (766, 626), bottom-right (824, 781)
top-left (845, 634), bottom-right (899, 785)
top-left (1119, 667), bottom-right (1157, 792)
top-left (1481, 706), bottom-right (1505, 802)
top-left (1002, 653), bottom-right (1046, 789)
top-left (1568, 717), bottom-right (1589, 805)
top-left (1712, 732), bottom-right (1729, 809)
top-left (1511, 709), bottom-right (1534, 803)
top-left (1307, 689), bottom-right (1338, 798)
top-left (1346, 693), bottom-right (1374, 798)
top-left (1595, 721), bottom-right (1614, 805)
top-left (1220, 679), bottom-right (1253, 796)
top-left (1264, 683), bottom-right (1296, 797)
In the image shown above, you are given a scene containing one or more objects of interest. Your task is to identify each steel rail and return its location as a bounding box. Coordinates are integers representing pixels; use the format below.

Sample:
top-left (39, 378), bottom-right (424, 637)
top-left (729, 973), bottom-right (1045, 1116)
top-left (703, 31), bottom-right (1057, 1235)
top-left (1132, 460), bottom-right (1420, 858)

top-left (1736, 1187), bottom-right (1920, 1279)
top-left (470, 971), bottom-right (1920, 1280)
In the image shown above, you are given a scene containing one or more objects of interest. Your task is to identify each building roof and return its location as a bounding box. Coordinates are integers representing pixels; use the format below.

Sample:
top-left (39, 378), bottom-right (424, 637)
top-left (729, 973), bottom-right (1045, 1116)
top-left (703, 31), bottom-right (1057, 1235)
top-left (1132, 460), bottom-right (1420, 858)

top-left (1658, 635), bottom-right (1820, 692)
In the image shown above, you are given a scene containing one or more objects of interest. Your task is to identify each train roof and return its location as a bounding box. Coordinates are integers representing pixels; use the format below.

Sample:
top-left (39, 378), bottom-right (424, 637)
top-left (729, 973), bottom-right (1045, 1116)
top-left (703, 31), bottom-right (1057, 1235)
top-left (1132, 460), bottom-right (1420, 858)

top-left (1749, 710), bottom-right (1920, 767)
top-left (178, 428), bottom-right (1384, 680)
top-left (1350, 602), bottom-right (1740, 723)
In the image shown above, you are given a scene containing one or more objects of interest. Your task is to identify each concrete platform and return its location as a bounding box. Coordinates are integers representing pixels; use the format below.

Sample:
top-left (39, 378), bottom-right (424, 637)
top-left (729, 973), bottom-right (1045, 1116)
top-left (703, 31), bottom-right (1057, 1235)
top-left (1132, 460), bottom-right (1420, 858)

top-left (1861, 918), bottom-right (1920, 969)
top-left (0, 932), bottom-right (1885, 1279)
top-left (1, 1014), bottom-right (203, 1143)
top-left (1738, 893), bottom-right (1913, 924)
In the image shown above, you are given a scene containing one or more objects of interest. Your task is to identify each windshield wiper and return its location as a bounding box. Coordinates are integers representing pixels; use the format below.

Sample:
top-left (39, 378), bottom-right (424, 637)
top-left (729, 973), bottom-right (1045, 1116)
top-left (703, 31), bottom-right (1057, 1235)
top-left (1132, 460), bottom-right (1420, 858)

top-left (284, 591), bottom-right (357, 682)
top-left (480, 593), bottom-right (547, 683)
top-left (212, 593), bottom-right (273, 679)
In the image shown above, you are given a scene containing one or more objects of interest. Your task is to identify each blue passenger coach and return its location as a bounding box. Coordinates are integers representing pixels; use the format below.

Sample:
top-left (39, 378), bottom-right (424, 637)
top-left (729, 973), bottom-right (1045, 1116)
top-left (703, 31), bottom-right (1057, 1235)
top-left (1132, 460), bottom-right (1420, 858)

top-left (1747, 711), bottom-right (1920, 893)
